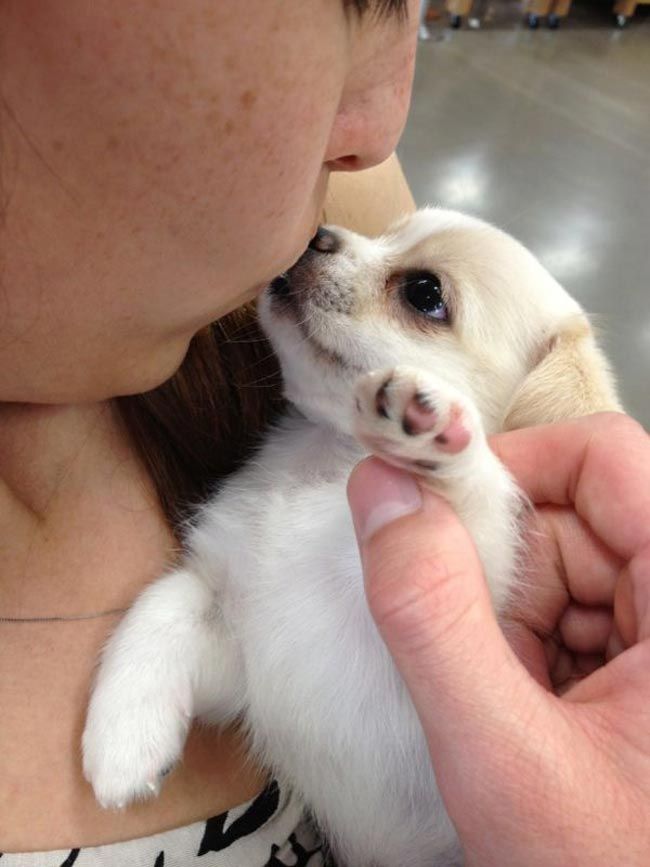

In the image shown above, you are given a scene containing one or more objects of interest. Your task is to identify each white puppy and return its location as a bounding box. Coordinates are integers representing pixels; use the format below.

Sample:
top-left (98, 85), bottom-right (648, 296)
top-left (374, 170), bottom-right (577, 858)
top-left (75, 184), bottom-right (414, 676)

top-left (83, 209), bottom-right (620, 867)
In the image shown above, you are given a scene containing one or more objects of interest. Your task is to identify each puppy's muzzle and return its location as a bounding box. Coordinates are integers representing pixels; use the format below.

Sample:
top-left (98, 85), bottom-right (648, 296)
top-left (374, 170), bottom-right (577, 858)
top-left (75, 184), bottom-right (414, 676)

top-left (269, 228), bottom-right (341, 299)
top-left (269, 226), bottom-right (352, 318)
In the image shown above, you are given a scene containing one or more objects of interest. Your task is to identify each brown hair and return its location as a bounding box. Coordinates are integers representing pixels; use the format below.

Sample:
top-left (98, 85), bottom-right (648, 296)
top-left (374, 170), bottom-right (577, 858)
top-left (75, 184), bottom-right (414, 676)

top-left (116, 304), bottom-right (284, 531)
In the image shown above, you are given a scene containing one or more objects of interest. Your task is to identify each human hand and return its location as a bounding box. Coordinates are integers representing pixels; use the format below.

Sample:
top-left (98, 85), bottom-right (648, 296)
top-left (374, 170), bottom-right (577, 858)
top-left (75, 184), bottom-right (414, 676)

top-left (347, 413), bottom-right (650, 866)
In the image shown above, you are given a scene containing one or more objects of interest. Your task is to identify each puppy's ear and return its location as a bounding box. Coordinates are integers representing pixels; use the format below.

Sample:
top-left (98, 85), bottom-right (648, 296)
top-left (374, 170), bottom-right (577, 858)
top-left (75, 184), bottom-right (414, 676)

top-left (503, 315), bottom-right (622, 430)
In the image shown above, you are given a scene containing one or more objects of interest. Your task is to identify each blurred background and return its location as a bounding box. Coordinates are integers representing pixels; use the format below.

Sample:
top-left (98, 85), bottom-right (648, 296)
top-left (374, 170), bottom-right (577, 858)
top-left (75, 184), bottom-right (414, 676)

top-left (398, 0), bottom-right (650, 426)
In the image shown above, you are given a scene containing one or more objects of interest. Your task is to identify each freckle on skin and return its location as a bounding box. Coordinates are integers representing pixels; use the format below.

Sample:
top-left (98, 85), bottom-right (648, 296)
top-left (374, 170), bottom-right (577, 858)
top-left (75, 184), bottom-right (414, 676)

top-left (52, 139), bottom-right (64, 152)
top-left (240, 90), bottom-right (257, 110)
top-left (74, 33), bottom-right (83, 49)
top-left (106, 135), bottom-right (119, 151)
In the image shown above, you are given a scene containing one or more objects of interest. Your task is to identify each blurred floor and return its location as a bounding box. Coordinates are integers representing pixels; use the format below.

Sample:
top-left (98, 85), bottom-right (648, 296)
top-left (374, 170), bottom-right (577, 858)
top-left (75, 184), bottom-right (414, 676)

top-left (398, 0), bottom-right (650, 426)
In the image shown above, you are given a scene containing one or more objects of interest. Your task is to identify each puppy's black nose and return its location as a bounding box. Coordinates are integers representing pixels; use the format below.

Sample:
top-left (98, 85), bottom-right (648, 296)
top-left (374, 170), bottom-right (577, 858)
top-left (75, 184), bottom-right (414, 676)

top-left (269, 273), bottom-right (291, 296)
top-left (309, 227), bottom-right (340, 254)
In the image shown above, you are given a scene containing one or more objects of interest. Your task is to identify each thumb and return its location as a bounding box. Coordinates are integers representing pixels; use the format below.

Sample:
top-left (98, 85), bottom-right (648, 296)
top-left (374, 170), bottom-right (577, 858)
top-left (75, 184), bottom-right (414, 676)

top-left (347, 457), bottom-right (541, 756)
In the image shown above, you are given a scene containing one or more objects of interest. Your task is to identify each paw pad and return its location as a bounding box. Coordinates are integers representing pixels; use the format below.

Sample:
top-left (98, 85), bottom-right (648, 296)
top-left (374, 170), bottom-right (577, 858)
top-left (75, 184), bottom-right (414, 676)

top-left (375, 376), bottom-right (393, 419)
top-left (353, 366), bottom-right (480, 475)
top-left (403, 392), bottom-right (438, 436)
top-left (432, 404), bottom-right (471, 454)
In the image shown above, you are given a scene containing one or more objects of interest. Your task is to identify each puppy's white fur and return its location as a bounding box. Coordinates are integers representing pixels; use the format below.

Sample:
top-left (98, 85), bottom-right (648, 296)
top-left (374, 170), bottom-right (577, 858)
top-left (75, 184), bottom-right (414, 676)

top-left (83, 209), bottom-right (620, 867)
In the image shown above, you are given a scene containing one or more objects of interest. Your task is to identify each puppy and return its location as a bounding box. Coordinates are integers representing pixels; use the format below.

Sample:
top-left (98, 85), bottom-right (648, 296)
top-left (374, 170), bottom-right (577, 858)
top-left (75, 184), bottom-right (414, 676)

top-left (83, 208), bottom-right (620, 867)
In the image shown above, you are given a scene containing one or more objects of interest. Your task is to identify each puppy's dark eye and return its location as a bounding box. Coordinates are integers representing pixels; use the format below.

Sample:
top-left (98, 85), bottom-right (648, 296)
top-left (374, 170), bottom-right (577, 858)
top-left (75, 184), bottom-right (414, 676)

top-left (401, 271), bottom-right (448, 321)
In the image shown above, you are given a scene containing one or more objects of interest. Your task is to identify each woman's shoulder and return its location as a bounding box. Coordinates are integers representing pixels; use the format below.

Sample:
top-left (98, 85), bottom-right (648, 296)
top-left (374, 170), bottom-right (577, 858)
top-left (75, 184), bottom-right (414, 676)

top-left (324, 153), bottom-right (415, 237)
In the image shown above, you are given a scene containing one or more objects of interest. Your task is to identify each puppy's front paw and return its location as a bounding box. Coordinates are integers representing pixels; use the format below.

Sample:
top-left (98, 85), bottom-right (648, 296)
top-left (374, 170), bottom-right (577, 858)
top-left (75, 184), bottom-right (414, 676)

top-left (82, 674), bottom-right (191, 809)
top-left (353, 366), bottom-right (482, 477)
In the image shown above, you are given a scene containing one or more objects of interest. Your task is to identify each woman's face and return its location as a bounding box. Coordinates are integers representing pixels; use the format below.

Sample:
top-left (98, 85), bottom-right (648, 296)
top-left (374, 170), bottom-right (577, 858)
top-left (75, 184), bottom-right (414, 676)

top-left (0, 0), bottom-right (418, 402)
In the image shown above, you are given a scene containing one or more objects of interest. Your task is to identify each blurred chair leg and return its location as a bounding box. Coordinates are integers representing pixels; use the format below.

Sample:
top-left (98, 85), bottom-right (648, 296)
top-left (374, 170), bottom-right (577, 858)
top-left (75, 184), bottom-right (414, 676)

top-left (526, 0), bottom-right (552, 27)
top-left (613, 0), bottom-right (638, 24)
top-left (547, 0), bottom-right (572, 28)
top-left (468, 0), bottom-right (488, 29)
top-left (446, 0), bottom-right (473, 28)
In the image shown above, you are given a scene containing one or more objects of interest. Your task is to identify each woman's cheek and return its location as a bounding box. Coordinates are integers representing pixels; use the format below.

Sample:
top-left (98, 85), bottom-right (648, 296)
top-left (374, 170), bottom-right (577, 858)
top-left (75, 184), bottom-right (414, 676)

top-left (210, 94), bottom-right (341, 283)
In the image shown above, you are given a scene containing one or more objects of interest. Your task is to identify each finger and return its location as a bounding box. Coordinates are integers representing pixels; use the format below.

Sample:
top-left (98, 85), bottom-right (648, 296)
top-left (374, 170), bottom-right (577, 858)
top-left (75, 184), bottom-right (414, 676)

top-left (565, 636), bottom-right (650, 721)
top-left (574, 652), bottom-right (605, 676)
top-left (564, 549), bottom-right (650, 715)
top-left (509, 505), bottom-right (620, 644)
top-left (605, 625), bottom-right (625, 661)
top-left (615, 545), bottom-right (650, 647)
top-left (558, 604), bottom-right (613, 654)
top-left (347, 458), bottom-right (546, 755)
top-left (543, 636), bottom-right (605, 691)
top-left (491, 414), bottom-right (650, 560)
top-left (536, 508), bottom-right (622, 607)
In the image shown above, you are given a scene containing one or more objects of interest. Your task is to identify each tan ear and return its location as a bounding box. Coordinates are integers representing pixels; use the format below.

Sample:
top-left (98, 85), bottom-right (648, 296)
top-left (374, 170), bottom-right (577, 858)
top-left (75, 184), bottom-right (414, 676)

top-left (503, 315), bottom-right (622, 430)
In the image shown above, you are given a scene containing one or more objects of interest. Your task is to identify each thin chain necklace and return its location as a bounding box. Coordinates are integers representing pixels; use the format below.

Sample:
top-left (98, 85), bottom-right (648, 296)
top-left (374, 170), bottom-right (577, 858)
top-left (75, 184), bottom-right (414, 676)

top-left (0, 607), bottom-right (127, 624)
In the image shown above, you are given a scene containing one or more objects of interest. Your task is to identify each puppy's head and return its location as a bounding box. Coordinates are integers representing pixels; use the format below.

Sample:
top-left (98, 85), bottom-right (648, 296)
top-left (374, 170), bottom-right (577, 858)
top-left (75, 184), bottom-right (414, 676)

top-left (259, 208), bottom-right (620, 435)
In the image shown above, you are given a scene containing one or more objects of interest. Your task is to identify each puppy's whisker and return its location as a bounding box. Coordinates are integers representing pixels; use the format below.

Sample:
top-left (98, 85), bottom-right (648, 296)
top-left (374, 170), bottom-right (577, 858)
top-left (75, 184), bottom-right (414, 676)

top-left (240, 371), bottom-right (283, 388)
top-left (241, 347), bottom-right (282, 370)
top-left (222, 335), bottom-right (273, 346)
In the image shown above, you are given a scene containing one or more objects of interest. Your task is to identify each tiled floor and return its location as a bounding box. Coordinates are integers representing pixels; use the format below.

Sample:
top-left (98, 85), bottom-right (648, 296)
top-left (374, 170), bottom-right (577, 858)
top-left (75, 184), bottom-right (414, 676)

top-left (398, 0), bottom-right (650, 425)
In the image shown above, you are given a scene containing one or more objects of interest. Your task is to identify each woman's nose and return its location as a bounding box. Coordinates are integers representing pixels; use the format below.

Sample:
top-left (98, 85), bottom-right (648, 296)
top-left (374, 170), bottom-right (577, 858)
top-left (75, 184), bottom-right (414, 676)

top-left (324, 21), bottom-right (417, 172)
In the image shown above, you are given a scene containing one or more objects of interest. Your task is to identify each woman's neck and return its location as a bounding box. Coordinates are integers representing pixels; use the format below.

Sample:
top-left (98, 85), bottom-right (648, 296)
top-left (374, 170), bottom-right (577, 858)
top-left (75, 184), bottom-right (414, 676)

top-left (0, 400), bottom-right (175, 618)
top-left (1, 402), bottom-right (132, 512)
top-left (0, 405), bottom-right (266, 852)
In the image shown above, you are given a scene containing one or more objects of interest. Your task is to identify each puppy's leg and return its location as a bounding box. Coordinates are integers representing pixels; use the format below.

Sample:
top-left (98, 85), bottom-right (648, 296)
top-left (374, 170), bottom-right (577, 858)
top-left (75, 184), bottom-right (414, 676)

top-left (354, 366), bottom-right (522, 609)
top-left (82, 568), bottom-right (244, 809)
